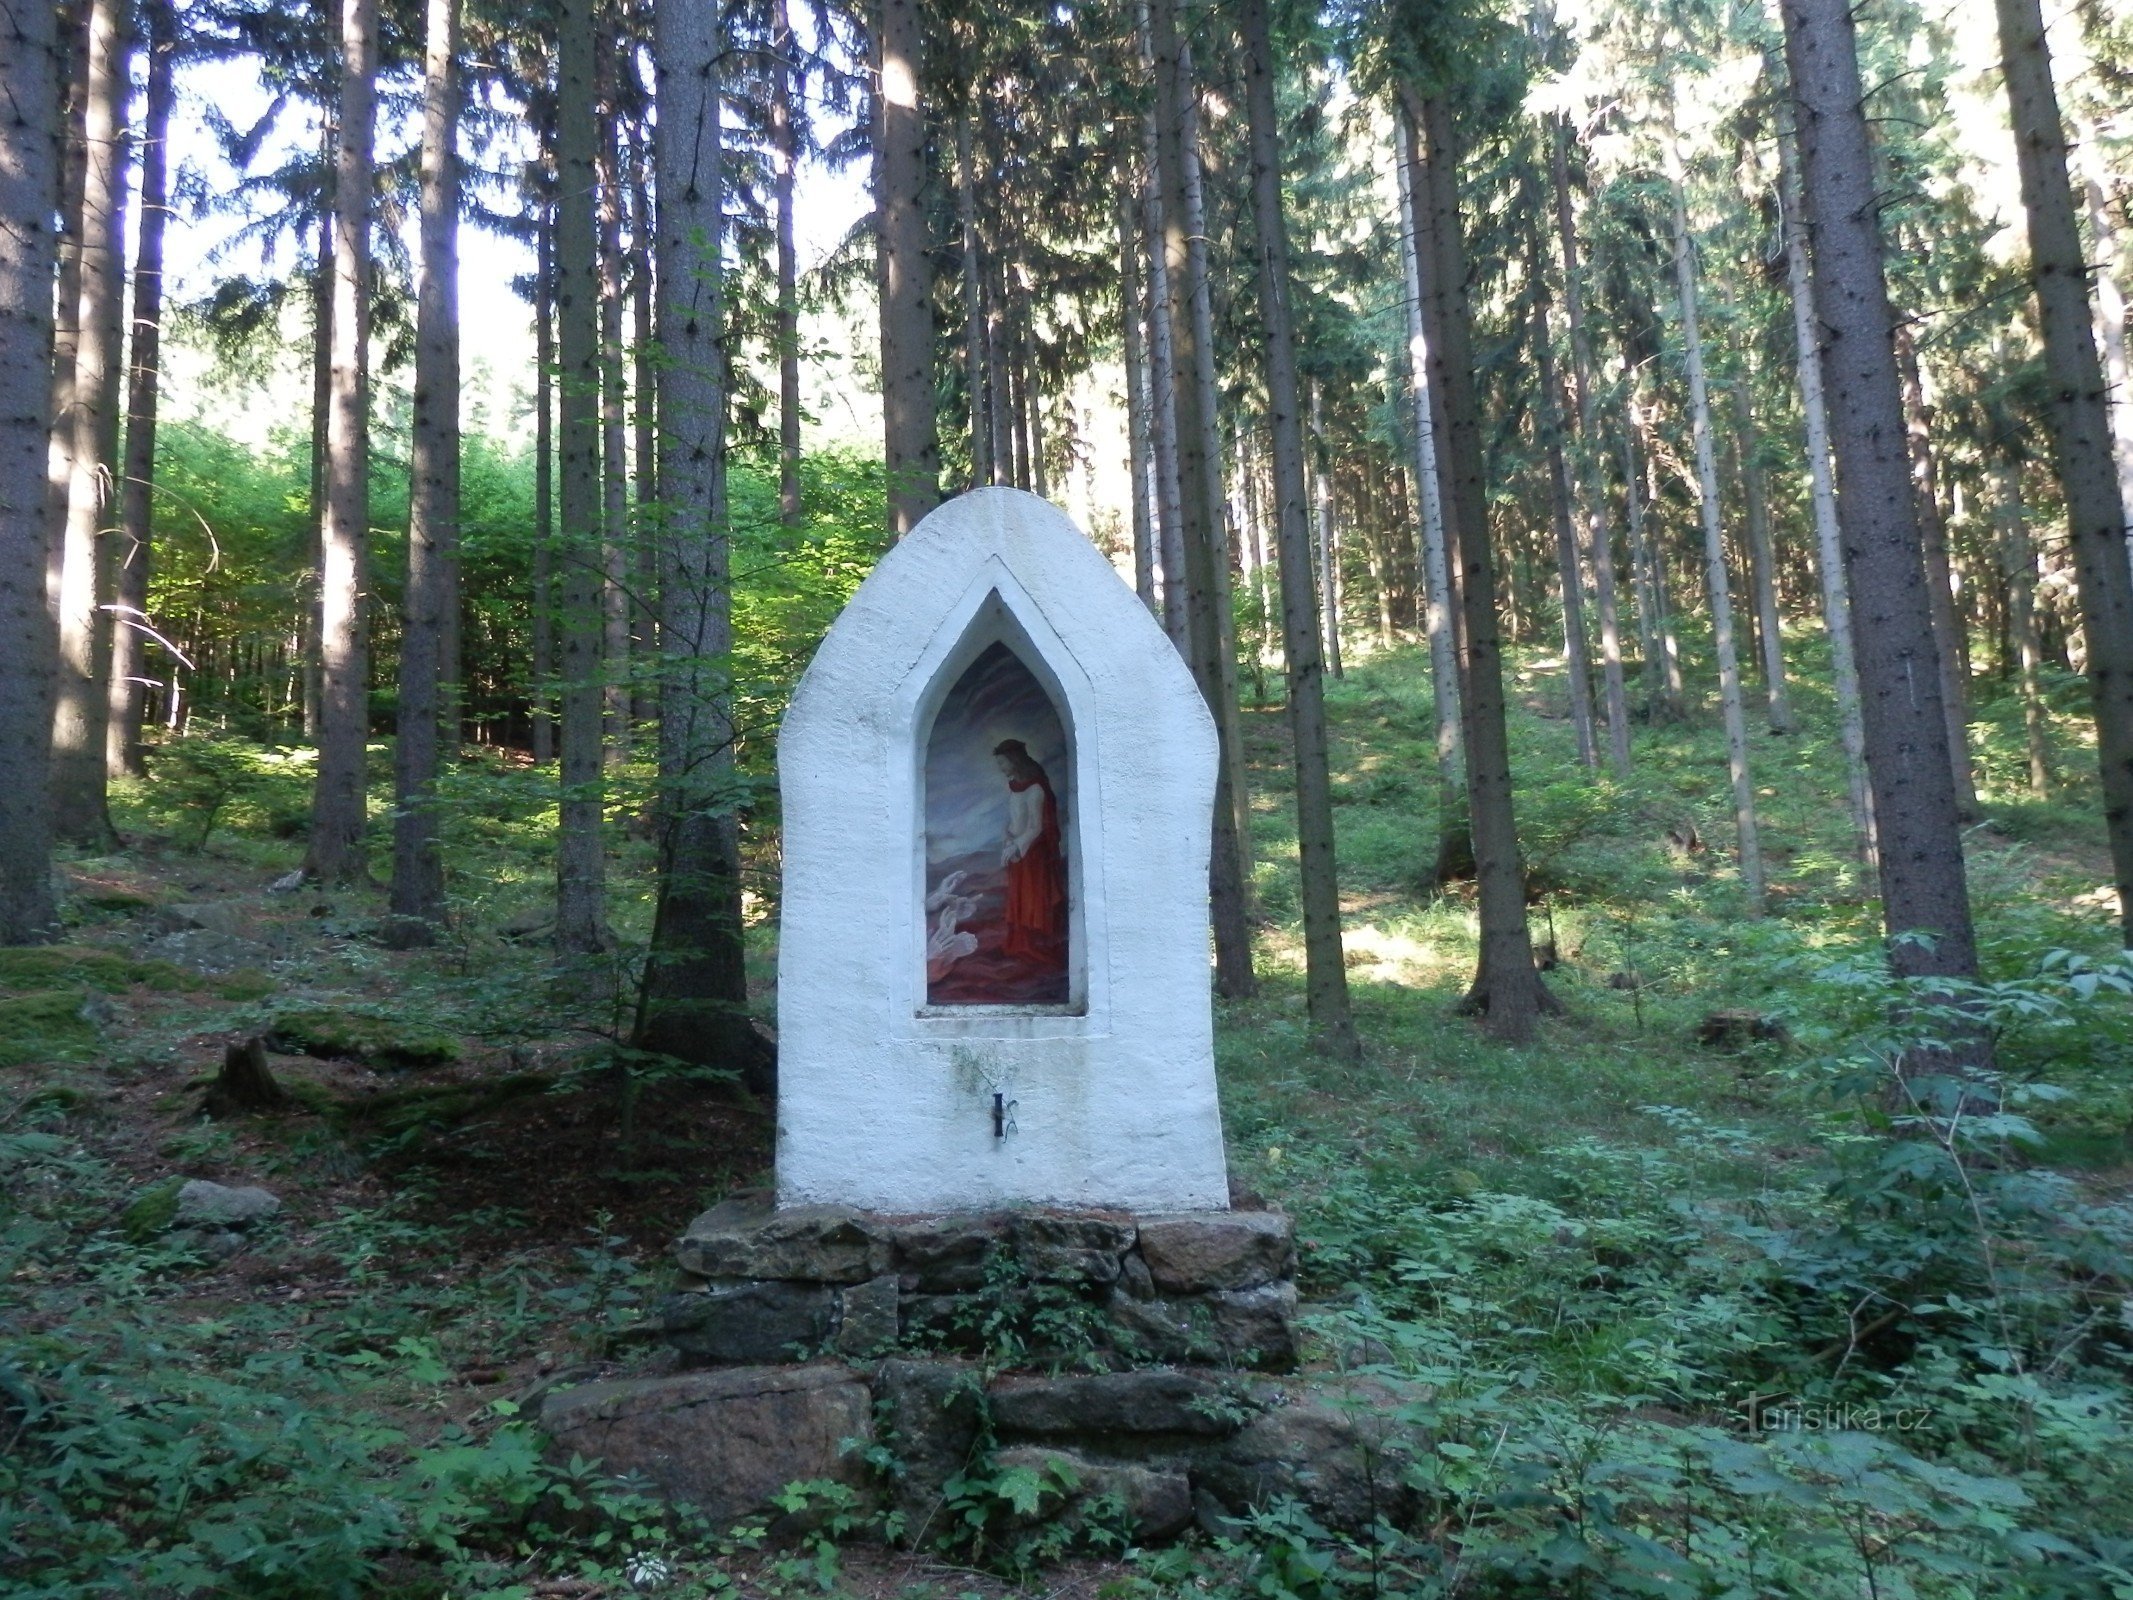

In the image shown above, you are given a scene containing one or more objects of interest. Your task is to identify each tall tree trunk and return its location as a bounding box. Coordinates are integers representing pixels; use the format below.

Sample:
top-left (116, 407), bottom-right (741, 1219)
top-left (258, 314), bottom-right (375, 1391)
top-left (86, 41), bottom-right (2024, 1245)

top-left (1310, 384), bottom-right (1344, 680)
top-left (773, 0), bottom-right (803, 522)
top-left (636, 0), bottom-right (770, 1092)
top-left (1241, 0), bottom-right (1354, 1057)
top-left (1668, 161), bottom-right (1765, 914)
top-left (957, 115), bottom-right (990, 488)
top-left (51, 0), bottom-right (126, 849)
top-left (1139, 133), bottom-right (1187, 648)
top-left (532, 206), bottom-right (556, 765)
top-left (1894, 323), bottom-right (1980, 817)
top-left (598, 108), bottom-right (632, 758)
top-left (985, 241), bottom-right (1013, 491)
top-left (2076, 137), bottom-right (2133, 563)
top-left (1996, 0), bottom-right (2133, 945)
top-left (1149, 0), bottom-right (1253, 998)
top-left (1779, 121), bottom-right (1874, 859)
top-left (1395, 102), bottom-right (1469, 885)
top-left (1118, 175), bottom-right (1157, 611)
top-left (554, 0), bottom-right (607, 957)
top-left (877, 0), bottom-right (939, 536)
top-left (1, 0), bottom-right (62, 942)
top-left (1531, 246), bottom-right (1598, 770)
top-left (303, 197), bottom-right (330, 741)
top-left (1410, 84), bottom-right (1555, 1039)
top-left (1782, 0), bottom-right (1983, 1001)
top-left (1998, 459), bottom-right (2052, 796)
top-left (629, 154), bottom-right (658, 719)
top-left (306, 0), bottom-right (377, 883)
top-left (1731, 379), bottom-right (1794, 733)
top-left (390, 0), bottom-right (460, 934)
top-left (108, 0), bottom-right (176, 780)
top-left (46, 0), bottom-right (87, 617)
top-left (1551, 121), bottom-right (1631, 775)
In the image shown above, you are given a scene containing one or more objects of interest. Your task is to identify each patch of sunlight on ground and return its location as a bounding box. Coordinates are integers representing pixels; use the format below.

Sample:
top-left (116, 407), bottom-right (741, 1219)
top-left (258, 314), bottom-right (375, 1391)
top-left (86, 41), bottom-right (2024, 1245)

top-left (1341, 921), bottom-right (1464, 985)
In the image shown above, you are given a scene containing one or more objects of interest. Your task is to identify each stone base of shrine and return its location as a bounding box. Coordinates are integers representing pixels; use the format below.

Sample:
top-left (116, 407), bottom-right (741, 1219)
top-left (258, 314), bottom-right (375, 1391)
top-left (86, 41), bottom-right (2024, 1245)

top-left (540, 1361), bottom-right (1421, 1543)
top-left (656, 1191), bottom-right (1302, 1373)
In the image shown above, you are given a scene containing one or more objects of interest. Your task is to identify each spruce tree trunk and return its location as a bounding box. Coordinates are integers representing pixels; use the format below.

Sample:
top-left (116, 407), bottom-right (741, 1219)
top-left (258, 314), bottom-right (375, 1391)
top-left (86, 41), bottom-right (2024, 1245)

top-left (2076, 144), bottom-right (2133, 558)
top-left (1310, 384), bottom-right (1344, 680)
top-left (1118, 177), bottom-right (1158, 611)
top-left (1995, 0), bottom-right (2133, 945)
top-left (629, 157), bottom-right (658, 715)
top-left (876, 0), bottom-right (939, 536)
top-left (531, 209), bottom-right (556, 765)
top-left (1139, 128), bottom-right (1188, 648)
top-left (554, 0), bottom-right (608, 958)
top-left (1241, 0), bottom-right (1355, 1059)
top-left (957, 115), bottom-right (990, 488)
top-left (635, 0), bottom-right (771, 1094)
top-left (1731, 380), bottom-right (1795, 733)
top-left (598, 110), bottom-right (632, 759)
top-left (1550, 123), bottom-right (1631, 775)
top-left (108, 0), bottom-right (176, 780)
top-left (1779, 119), bottom-right (1874, 858)
top-left (1668, 163), bottom-right (1765, 914)
top-left (389, 0), bottom-right (460, 935)
top-left (306, 0), bottom-right (377, 883)
top-left (985, 247), bottom-right (1013, 491)
top-left (51, 0), bottom-right (126, 849)
top-left (1410, 86), bottom-right (1554, 1039)
top-left (46, 0), bottom-right (86, 615)
top-left (1530, 251), bottom-right (1598, 770)
top-left (1998, 460), bottom-right (2052, 796)
top-left (1623, 375), bottom-right (1683, 715)
top-left (1, 0), bottom-right (61, 943)
top-left (773, 0), bottom-right (803, 522)
top-left (1395, 103), bottom-right (1469, 885)
top-left (1149, 0), bottom-right (1254, 998)
top-left (1781, 0), bottom-right (1983, 998)
top-left (303, 198), bottom-right (330, 741)
top-left (1894, 324), bottom-right (1980, 817)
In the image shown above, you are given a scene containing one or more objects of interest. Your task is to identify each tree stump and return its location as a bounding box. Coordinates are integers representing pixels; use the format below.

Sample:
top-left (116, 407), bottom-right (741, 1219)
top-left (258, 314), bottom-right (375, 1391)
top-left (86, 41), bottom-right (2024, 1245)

top-left (202, 1036), bottom-right (292, 1117)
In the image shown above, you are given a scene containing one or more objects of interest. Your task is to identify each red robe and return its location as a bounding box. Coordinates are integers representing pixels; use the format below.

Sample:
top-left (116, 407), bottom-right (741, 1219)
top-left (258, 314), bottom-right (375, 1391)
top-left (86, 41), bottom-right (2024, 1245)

top-left (1002, 775), bottom-right (1067, 963)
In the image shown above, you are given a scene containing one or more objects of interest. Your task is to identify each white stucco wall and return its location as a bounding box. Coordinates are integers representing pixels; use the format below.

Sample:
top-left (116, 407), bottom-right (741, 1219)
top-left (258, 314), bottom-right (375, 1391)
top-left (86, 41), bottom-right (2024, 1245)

top-left (775, 488), bottom-right (1231, 1213)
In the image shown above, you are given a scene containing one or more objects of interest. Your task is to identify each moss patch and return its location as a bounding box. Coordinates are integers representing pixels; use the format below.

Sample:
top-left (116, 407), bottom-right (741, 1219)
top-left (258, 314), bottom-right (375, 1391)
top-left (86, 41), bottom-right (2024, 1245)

top-left (121, 1178), bottom-right (183, 1242)
top-left (263, 1007), bottom-right (460, 1070)
top-left (0, 992), bottom-right (100, 1068)
top-left (0, 945), bottom-right (193, 995)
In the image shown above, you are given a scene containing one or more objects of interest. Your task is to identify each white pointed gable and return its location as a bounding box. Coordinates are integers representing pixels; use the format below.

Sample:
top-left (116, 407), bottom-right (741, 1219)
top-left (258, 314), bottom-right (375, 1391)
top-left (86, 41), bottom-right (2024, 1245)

top-left (775, 488), bottom-right (1230, 1212)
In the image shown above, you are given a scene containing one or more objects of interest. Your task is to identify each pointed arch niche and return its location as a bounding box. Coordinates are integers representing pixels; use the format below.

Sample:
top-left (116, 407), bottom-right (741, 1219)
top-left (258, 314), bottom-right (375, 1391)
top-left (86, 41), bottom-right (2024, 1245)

top-left (913, 594), bottom-right (1086, 1015)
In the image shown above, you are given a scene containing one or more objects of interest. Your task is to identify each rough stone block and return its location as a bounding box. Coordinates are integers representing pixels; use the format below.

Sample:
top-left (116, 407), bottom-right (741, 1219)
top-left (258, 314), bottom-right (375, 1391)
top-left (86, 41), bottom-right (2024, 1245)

top-left (175, 1179), bottom-right (281, 1228)
top-left (880, 1212), bottom-right (1010, 1291)
top-left (676, 1194), bottom-right (881, 1283)
top-left (834, 1276), bottom-right (901, 1357)
top-left (539, 1365), bottom-right (872, 1530)
top-left (1205, 1281), bottom-right (1301, 1371)
top-left (663, 1281), bottom-right (835, 1365)
top-left (1136, 1209), bottom-right (1294, 1293)
top-left (1012, 1212), bottom-right (1135, 1285)
top-left (877, 1358), bottom-right (984, 1543)
top-left (1194, 1376), bottom-right (1418, 1534)
top-left (989, 1370), bottom-right (1246, 1439)
top-left (992, 1446), bottom-right (1194, 1542)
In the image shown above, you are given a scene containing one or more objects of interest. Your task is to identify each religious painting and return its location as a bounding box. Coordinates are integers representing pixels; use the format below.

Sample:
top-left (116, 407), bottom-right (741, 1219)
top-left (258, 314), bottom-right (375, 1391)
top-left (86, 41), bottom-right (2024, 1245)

top-left (923, 640), bottom-right (1072, 1006)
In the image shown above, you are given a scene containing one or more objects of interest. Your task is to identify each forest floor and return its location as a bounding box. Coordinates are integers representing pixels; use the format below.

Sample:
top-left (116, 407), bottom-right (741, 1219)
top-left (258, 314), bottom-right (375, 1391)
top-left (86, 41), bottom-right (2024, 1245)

top-left (5, 635), bottom-right (2131, 1599)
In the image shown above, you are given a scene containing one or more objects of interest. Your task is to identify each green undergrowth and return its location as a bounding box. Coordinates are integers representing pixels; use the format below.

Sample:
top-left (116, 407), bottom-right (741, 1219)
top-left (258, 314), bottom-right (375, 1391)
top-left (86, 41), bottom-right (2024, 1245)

top-left (3, 633), bottom-right (2129, 1597)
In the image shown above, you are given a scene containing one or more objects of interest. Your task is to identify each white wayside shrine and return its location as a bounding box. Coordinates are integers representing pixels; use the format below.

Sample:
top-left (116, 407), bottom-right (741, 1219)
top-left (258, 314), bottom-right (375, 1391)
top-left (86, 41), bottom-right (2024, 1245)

top-left (775, 488), bottom-right (1231, 1213)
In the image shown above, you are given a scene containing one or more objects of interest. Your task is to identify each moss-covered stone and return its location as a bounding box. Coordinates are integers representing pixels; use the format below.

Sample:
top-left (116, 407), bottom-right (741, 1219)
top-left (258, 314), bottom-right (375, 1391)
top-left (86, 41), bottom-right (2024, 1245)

top-left (121, 1178), bottom-right (184, 1241)
top-left (262, 1007), bottom-right (459, 1070)
top-left (0, 991), bottom-right (100, 1067)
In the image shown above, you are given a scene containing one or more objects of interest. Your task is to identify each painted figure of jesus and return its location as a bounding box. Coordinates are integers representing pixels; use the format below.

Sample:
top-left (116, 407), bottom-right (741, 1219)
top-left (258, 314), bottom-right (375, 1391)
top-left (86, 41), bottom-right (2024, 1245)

top-left (993, 739), bottom-right (1068, 964)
